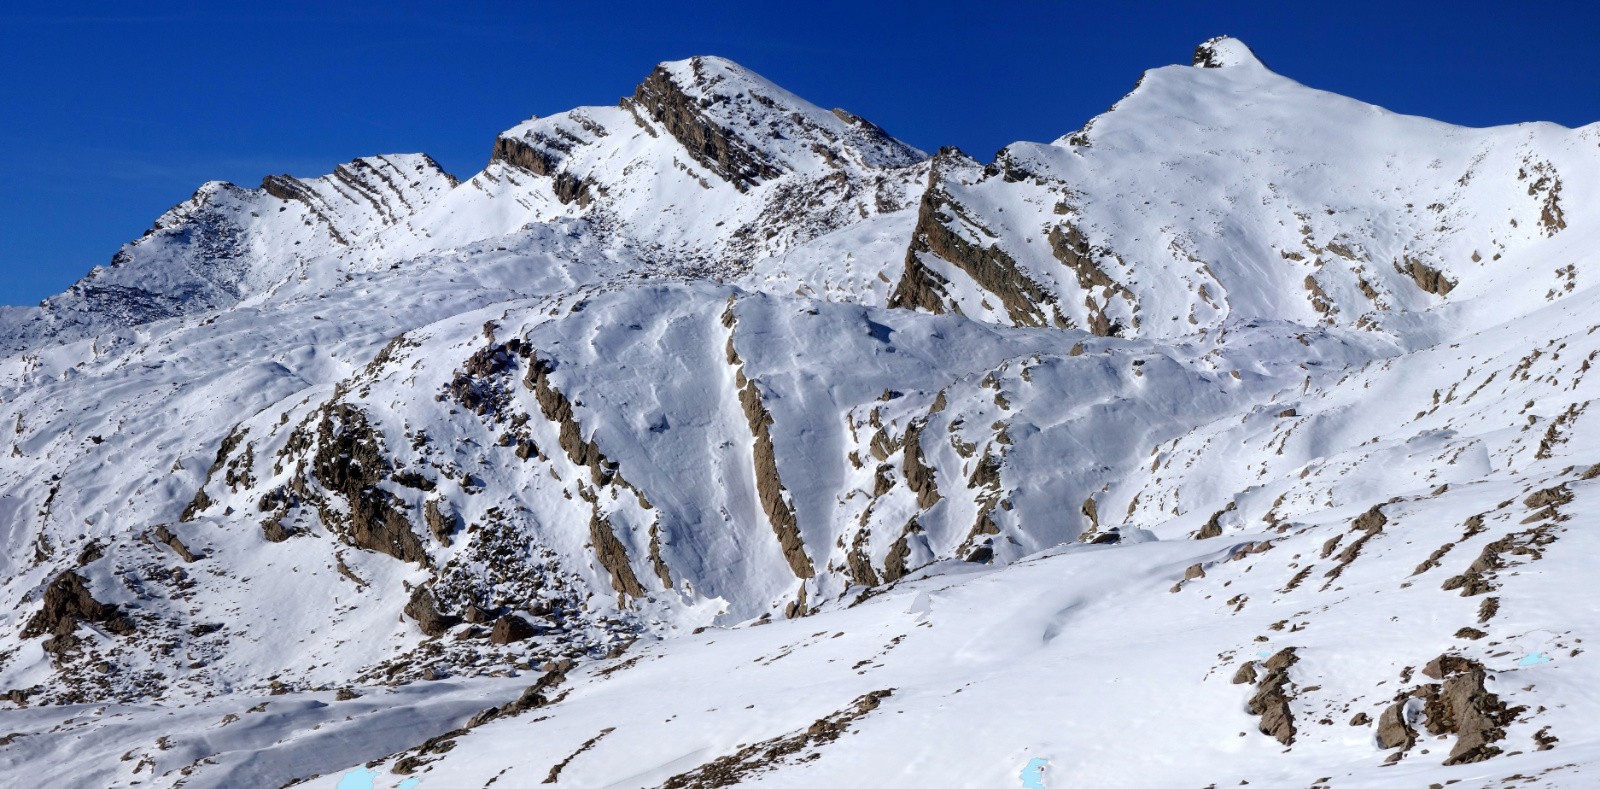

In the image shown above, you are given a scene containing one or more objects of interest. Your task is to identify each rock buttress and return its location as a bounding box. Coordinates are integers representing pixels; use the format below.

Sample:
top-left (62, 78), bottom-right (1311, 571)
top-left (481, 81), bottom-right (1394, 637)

top-left (22, 571), bottom-right (136, 656)
top-left (723, 308), bottom-right (815, 580)
top-left (306, 404), bottom-right (428, 564)
top-left (524, 354), bottom-right (659, 600)
top-left (627, 60), bottom-right (785, 191)
top-left (889, 149), bottom-right (1061, 328)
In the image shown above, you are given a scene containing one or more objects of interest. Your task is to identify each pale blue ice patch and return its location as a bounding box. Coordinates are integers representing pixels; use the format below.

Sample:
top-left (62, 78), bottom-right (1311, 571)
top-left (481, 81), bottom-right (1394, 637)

top-left (336, 768), bottom-right (418, 789)
top-left (1519, 652), bottom-right (1552, 667)
top-left (336, 769), bottom-right (378, 789)
top-left (1020, 757), bottom-right (1049, 788)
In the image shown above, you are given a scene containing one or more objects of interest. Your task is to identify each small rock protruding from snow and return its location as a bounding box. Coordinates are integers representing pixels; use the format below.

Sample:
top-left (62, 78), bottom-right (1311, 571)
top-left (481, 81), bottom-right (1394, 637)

top-left (1192, 36), bottom-right (1265, 69)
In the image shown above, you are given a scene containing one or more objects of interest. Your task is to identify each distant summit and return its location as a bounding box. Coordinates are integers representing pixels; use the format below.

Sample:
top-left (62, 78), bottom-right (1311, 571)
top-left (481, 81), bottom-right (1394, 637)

top-left (1192, 34), bottom-right (1266, 68)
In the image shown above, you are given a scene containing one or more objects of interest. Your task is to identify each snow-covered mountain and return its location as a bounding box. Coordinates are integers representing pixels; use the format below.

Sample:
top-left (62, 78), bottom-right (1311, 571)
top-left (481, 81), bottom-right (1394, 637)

top-left (3, 37), bottom-right (1600, 787)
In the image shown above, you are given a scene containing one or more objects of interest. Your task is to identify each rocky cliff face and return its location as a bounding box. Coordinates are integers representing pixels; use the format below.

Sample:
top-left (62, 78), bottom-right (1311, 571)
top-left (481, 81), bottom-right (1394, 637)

top-left (890, 148), bottom-right (1072, 330)
top-left (1, 37), bottom-right (1599, 788)
top-left (628, 63), bottom-right (787, 191)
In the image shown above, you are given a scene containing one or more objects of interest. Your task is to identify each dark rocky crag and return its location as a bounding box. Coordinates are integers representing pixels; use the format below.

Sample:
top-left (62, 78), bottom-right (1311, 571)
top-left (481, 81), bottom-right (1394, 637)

top-left (21, 572), bottom-right (136, 658)
top-left (627, 61), bottom-right (787, 192)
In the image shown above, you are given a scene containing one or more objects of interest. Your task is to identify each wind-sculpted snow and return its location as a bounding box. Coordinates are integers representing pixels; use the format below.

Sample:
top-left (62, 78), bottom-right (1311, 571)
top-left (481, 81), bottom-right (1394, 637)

top-left (2, 36), bottom-right (1600, 788)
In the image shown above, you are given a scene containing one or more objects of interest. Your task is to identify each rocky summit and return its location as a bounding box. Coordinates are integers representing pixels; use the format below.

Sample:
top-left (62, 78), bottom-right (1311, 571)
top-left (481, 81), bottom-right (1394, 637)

top-left (2, 37), bottom-right (1600, 787)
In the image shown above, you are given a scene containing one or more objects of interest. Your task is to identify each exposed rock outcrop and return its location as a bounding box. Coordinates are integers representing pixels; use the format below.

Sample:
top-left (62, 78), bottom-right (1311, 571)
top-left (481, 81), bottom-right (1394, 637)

top-left (179, 425), bottom-right (248, 522)
top-left (488, 136), bottom-right (595, 207)
top-left (1047, 222), bottom-right (1134, 336)
top-left (261, 156), bottom-right (453, 245)
top-left (1194, 502), bottom-right (1235, 539)
top-left (523, 353), bottom-right (657, 599)
top-left (305, 404), bottom-right (427, 564)
top-left (1399, 257), bottom-right (1457, 296)
top-left (444, 340), bottom-right (522, 418)
top-left (467, 666), bottom-right (569, 728)
top-left (1320, 503), bottom-right (1389, 584)
top-left (1442, 491), bottom-right (1562, 597)
top-left (1192, 36), bottom-right (1264, 69)
top-left (587, 504), bottom-right (647, 600)
top-left (489, 135), bottom-right (561, 178)
top-left (901, 419), bottom-right (941, 510)
top-left (659, 689), bottom-right (894, 788)
top-left (1423, 656), bottom-right (1524, 764)
top-left (1246, 647), bottom-right (1299, 745)
top-left (261, 517), bottom-right (294, 543)
top-left (882, 522), bottom-right (918, 583)
top-left (151, 524), bottom-right (200, 563)
top-left (723, 311), bottom-right (815, 581)
top-left (403, 584), bottom-right (461, 637)
top-left (525, 356), bottom-right (620, 487)
top-left (489, 614), bottom-right (537, 645)
top-left (889, 149), bottom-right (1062, 328)
top-left (847, 527), bottom-right (881, 587)
top-left (1375, 697), bottom-right (1416, 751)
top-left (1524, 161), bottom-right (1568, 236)
top-left (22, 572), bottom-right (135, 655)
top-left (423, 497), bottom-right (459, 546)
top-left (628, 60), bottom-right (785, 191)
top-left (260, 174), bottom-right (351, 247)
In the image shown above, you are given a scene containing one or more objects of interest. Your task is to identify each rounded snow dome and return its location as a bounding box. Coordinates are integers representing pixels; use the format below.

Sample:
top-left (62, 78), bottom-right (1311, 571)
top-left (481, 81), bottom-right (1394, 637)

top-left (1192, 36), bottom-right (1265, 68)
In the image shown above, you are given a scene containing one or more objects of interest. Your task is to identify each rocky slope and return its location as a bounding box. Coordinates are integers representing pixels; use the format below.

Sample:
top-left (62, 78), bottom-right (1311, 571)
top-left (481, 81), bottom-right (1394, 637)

top-left (1, 37), bottom-right (1599, 788)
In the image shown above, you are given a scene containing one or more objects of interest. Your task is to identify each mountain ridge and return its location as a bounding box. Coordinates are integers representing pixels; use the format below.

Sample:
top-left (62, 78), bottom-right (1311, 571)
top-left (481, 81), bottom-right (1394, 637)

top-left (2, 36), bottom-right (1600, 787)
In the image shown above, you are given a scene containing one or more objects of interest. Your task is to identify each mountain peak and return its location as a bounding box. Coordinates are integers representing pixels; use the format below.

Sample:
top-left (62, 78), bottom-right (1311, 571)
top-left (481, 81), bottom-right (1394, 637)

top-left (624, 55), bottom-right (924, 190)
top-left (1192, 35), bottom-right (1265, 69)
top-left (649, 55), bottom-right (781, 98)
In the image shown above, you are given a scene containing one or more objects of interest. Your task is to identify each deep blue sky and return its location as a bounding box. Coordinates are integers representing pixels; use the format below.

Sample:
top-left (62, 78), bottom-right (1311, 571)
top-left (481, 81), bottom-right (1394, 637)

top-left (2, 1), bottom-right (1595, 306)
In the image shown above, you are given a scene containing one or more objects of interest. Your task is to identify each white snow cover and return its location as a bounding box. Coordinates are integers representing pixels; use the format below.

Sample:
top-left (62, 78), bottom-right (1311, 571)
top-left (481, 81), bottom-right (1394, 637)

top-left (1, 40), bottom-right (1599, 787)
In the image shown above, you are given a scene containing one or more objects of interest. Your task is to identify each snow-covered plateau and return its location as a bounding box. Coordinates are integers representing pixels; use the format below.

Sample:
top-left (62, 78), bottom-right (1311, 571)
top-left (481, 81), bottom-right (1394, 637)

top-left (2, 36), bottom-right (1599, 787)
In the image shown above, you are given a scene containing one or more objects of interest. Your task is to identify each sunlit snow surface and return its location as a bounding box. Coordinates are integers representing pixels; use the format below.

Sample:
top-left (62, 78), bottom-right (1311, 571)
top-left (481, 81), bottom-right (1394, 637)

top-left (2, 39), bottom-right (1600, 788)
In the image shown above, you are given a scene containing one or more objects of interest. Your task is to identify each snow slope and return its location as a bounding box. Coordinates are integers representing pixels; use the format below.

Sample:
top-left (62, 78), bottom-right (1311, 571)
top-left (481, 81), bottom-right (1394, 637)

top-left (1, 36), bottom-right (1598, 787)
top-left (890, 38), bottom-right (1593, 344)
